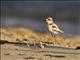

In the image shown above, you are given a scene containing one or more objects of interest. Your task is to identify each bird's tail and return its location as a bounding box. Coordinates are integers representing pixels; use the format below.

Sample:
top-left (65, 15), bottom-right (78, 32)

top-left (59, 30), bottom-right (63, 33)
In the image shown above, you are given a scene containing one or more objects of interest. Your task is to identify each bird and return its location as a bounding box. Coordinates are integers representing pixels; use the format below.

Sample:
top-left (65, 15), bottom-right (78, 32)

top-left (46, 17), bottom-right (63, 38)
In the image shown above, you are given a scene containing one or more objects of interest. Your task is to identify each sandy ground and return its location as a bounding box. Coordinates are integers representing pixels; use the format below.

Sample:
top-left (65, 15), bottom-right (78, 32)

top-left (0, 28), bottom-right (80, 60)
top-left (1, 43), bottom-right (80, 60)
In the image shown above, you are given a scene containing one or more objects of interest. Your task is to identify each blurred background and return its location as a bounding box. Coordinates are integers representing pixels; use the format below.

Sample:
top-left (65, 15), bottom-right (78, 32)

top-left (1, 1), bottom-right (80, 36)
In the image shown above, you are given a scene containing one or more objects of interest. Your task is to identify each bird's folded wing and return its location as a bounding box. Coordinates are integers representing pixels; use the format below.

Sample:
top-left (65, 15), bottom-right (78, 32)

top-left (52, 23), bottom-right (63, 33)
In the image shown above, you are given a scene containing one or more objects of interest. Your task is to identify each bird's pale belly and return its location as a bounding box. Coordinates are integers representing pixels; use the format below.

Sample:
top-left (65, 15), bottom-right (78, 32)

top-left (48, 26), bottom-right (53, 32)
top-left (48, 26), bottom-right (59, 34)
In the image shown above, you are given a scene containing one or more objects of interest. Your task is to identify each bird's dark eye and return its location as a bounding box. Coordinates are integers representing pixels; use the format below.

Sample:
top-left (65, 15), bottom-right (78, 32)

top-left (48, 19), bottom-right (50, 20)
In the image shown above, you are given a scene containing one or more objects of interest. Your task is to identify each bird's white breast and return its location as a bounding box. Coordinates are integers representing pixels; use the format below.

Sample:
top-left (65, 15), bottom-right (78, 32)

top-left (48, 25), bottom-right (53, 33)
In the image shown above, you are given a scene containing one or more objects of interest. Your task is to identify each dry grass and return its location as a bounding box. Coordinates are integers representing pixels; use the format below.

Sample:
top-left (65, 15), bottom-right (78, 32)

top-left (0, 27), bottom-right (80, 48)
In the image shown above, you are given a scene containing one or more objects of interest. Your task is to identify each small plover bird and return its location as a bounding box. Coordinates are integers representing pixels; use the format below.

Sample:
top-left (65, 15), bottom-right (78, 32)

top-left (46, 17), bottom-right (63, 37)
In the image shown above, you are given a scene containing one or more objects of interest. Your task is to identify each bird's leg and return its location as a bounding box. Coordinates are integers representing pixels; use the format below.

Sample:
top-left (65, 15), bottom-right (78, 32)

top-left (53, 34), bottom-right (58, 46)
top-left (53, 34), bottom-right (56, 40)
top-left (49, 33), bottom-right (55, 45)
top-left (49, 32), bottom-right (53, 38)
top-left (49, 32), bottom-right (52, 40)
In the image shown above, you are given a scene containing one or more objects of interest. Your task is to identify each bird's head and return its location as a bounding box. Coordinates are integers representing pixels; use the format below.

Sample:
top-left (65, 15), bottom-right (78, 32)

top-left (46, 17), bottom-right (53, 24)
